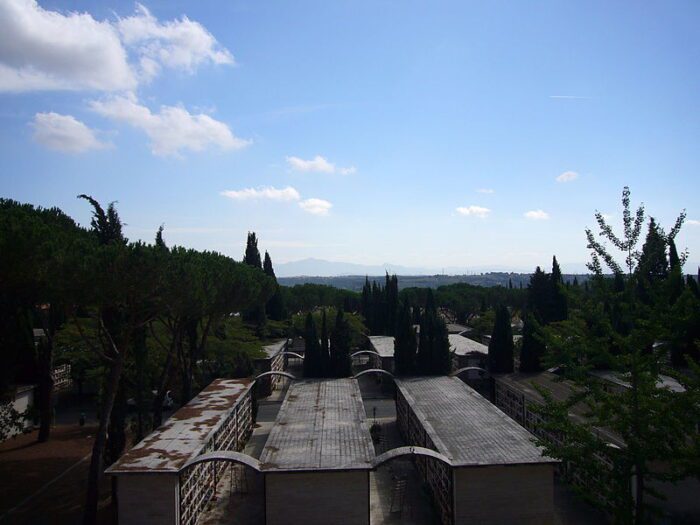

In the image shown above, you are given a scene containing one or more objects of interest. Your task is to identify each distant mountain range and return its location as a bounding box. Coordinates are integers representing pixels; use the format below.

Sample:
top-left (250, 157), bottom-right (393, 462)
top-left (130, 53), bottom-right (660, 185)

top-left (274, 257), bottom-right (592, 278)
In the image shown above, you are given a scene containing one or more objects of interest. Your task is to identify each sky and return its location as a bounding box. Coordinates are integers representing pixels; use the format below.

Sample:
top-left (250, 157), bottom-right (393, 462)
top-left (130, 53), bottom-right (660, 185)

top-left (1, 0), bottom-right (699, 273)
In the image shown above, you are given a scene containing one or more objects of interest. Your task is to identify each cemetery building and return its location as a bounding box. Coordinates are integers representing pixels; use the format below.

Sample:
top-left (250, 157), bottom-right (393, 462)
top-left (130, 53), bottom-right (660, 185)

top-left (449, 333), bottom-right (488, 377)
top-left (367, 335), bottom-right (395, 373)
top-left (253, 339), bottom-right (288, 397)
top-left (396, 376), bottom-right (558, 525)
top-left (106, 378), bottom-right (254, 525)
top-left (260, 378), bottom-right (375, 525)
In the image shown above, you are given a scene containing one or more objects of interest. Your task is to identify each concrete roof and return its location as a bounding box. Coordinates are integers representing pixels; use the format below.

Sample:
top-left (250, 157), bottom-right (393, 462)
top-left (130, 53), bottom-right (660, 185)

top-left (589, 369), bottom-right (685, 393)
top-left (396, 376), bottom-right (556, 468)
top-left (258, 339), bottom-right (287, 360)
top-left (496, 372), bottom-right (625, 447)
top-left (368, 335), bottom-right (395, 358)
top-left (449, 334), bottom-right (488, 356)
top-left (260, 379), bottom-right (375, 472)
top-left (106, 378), bottom-right (252, 474)
top-left (446, 323), bottom-right (469, 334)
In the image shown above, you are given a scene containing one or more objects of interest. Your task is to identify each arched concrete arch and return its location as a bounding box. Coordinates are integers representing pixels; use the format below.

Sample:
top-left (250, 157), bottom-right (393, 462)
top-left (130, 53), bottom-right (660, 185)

top-left (280, 351), bottom-right (304, 360)
top-left (181, 450), bottom-right (262, 473)
top-left (351, 350), bottom-right (382, 359)
top-left (373, 446), bottom-right (452, 469)
top-left (449, 366), bottom-right (488, 377)
top-left (353, 368), bottom-right (395, 380)
top-left (254, 371), bottom-right (297, 384)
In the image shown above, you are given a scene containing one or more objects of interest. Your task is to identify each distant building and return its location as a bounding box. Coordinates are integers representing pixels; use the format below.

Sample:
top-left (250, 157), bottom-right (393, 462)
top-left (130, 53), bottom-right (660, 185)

top-left (367, 335), bottom-right (395, 373)
top-left (253, 339), bottom-right (288, 397)
top-left (449, 334), bottom-right (488, 378)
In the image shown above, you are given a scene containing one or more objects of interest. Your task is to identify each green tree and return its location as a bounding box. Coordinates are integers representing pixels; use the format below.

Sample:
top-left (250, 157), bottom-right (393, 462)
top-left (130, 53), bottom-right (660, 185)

top-left (320, 309), bottom-right (330, 376)
top-left (416, 289), bottom-right (451, 375)
top-left (329, 308), bottom-right (352, 377)
top-left (519, 313), bottom-right (545, 373)
top-left (303, 313), bottom-right (321, 377)
top-left (243, 232), bottom-right (262, 269)
top-left (488, 304), bottom-right (514, 373)
top-left (394, 301), bottom-right (417, 376)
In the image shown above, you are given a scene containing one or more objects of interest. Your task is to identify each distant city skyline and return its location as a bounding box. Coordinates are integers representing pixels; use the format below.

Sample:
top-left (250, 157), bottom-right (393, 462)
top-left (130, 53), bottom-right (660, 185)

top-left (1, 1), bottom-right (698, 270)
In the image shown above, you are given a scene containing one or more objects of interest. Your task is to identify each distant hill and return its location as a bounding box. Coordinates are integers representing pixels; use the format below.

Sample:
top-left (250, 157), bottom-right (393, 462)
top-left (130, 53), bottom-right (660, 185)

top-left (274, 257), bottom-right (593, 278)
top-left (278, 273), bottom-right (593, 292)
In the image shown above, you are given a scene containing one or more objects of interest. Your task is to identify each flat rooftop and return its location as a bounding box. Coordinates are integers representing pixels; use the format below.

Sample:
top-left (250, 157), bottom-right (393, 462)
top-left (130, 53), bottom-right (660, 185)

top-left (107, 378), bottom-right (252, 474)
top-left (496, 372), bottom-right (624, 447)
top-left (259, 378), bottom-right (375, 472)
top-left (258, 339), bottom-right (287, 360)
top-left (396, 376), bottom-right (557, 467)
top-left (368, 335), bottom-right (395, 358)
top-left (449, 334), bottom-right (488, 356)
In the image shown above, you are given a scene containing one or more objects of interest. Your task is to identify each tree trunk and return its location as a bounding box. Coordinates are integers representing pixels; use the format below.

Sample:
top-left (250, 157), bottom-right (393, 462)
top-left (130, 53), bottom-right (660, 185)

top-left (36, 337), bottom-right (54, 443)
top-left (82, 355), bottom-right (124, 525)
top-left (153, 344), bottom-right (175, 429)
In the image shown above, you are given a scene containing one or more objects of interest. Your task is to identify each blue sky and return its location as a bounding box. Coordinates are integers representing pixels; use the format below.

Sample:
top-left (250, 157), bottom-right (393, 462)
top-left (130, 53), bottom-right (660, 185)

top-left (1, 0), bottom-right (698, 272)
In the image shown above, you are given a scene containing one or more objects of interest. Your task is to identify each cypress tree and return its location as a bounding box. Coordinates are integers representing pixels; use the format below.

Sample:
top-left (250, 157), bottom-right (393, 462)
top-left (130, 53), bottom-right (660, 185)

top-left (488, 305), bottom-right (514, 373)
top-left (527, 266), bottom-right (550, 323)
top-left (394, 300), bottom-right (417, 376)
top-left (243, 232), bottom-right (262, 269)
top-left (263, 251), bottom-right (275, 277)
top-left (416, 289), bottom-right (450, 375)
top-left (330, 308), bottom-right (351, 377)
top-left (320, 309), bottom-right (330, 376)
top-left (262, 251), bottom-right (285, 321)
top-left (667, 239), bottom-right (684, 304)
top-left (550, 256), bottom-right (568, 322)
top-left (385, 274), bottom-right (399, 336)
top-left (303, 313), bottom-right (321, 378)
top-left (519, 314), bottom-right (545, 373)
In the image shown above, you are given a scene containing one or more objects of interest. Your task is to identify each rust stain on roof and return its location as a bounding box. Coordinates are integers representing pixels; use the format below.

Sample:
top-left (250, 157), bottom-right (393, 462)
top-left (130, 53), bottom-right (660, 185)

top-left (106, 378), bottom-right (252, 474)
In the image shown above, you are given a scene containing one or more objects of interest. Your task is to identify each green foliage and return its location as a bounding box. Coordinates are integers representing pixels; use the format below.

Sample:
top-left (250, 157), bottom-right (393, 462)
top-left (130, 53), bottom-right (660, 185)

top-left (329, 308), bottom-right (352, 377)
top-left (291, 307), bottom-right (367, 349)
top-left (303, 313), bottom-right (322, 378)
top-left (416, 289), bottom-right (451, 375)
top-left (360, 274), bottom-right (400, 336)
top-left (394, 300), bottom-right (417, 376)
top-left (243, 232), bottom-right (262, 269)
top-left (519, 313), bottom-right (545, 373)
top-left (488, 305), bottom-right (514, 373)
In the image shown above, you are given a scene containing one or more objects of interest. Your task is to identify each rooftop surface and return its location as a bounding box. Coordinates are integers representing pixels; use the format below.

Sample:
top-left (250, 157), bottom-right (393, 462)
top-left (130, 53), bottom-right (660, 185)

top-left (396, 376), bottom-right (557, 467)
top-left (106, 378), bottom-right (252, 473)
top-left (368, 335), bottom-right (395, 358)
top-left (258, 339), bottom-right (287, 360)
top-left (496, 372), bottom-right (625, 447)
top-left (449, 334), bottom-right (488, 356)
top-left (259, 378), bottom-right (375, 472)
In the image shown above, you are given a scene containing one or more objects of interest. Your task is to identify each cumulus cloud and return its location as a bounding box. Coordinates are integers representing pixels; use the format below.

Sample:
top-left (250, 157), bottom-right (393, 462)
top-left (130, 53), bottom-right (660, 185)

top-left (0, 0), bottom-right (135, 92)
top-left (220, 186), bottom-right (300, 202)
top-left (31, 112), bottom-right (108, 153)
top-left (221, 186), bottom-right (332, 216)
top-left (524, 209), bottom-right (550, 220)
top-left (90, 93), bottom-right (249, 156)
top-left (286, 155), bottom-right (355, 175)
top-left (556, 171), bottom-right (579, 183)
top-left (0, 1), bottom-right (232, 93)
top-left (456, 205), bottom-right (491, 218)
top-left (117, 4), bottom-right (233, 81)
top-left (476, 188), bottom-right (494, 194)
top-left (299, 198), bottom-right (332, 216)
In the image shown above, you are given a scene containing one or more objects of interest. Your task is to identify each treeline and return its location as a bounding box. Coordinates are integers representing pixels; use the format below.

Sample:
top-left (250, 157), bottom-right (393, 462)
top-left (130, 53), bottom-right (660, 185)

top-left (0, 197), bottom-right (277, 524)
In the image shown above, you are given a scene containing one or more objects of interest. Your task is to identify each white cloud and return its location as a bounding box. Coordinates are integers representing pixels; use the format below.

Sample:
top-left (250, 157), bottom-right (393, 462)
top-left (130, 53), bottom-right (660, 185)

top-left (476, 188), bottom-right (494, 194)
top-left (220, 186), bottom-right (300, 202)
top-left (117, 4), bottom-right (233, 81)
top-left (0, 0), bottom-right (135, 92)
top-left (299, 198), bottom-right (332, 216)
top-left (30, 112), bottom-right (108, 153)
top-left (456, 205), bottom-right (491, 218)
top-left (90, 93), bottom-right (249, 156)
top-left (286, 155), bottom-right (355, 175)
top-left (556, 171), bottom-right (579, 183)
top-left (687, 219), bottom-right (700, 226)
top-left (524, 209), bottom-right (550, 220)
top-left (0, 1), bottom-right (232, 93)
